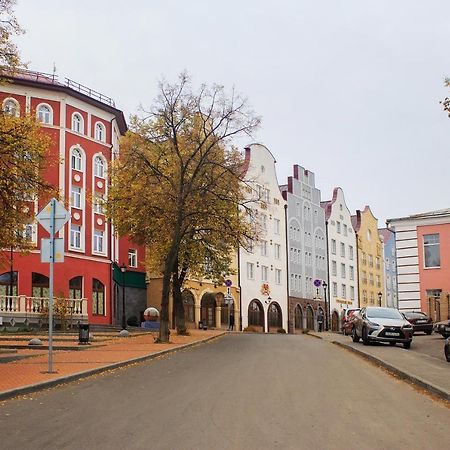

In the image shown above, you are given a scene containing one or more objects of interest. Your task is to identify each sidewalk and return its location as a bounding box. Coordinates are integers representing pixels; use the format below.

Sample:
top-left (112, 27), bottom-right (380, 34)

top-left (0, 329), bottom-right (225, 401)
top-left (310, 331), bottom-right (450, 401)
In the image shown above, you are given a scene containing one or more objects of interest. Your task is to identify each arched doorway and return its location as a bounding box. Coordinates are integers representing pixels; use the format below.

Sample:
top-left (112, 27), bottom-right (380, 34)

top-left (268, 302), bottom-right (283, 332)
top-left (201, 293), bottom-right (216, 328)
top-left (248, 299), bottom-right (264, 332)
top-left (294, 305), bottom-right (303, 332)
top-left (220, 294), bottom-right (234, 329)
top-left (181, 290), bottom-right (195, 326)
top-left (331, 310), bottom-right (339, 331)
top-left (306, 305), bottom-right (314, 330)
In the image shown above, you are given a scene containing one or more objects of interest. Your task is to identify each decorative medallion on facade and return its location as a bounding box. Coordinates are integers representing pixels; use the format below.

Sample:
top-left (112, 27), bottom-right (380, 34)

top-left (261, 282), bottom-right (271, 296)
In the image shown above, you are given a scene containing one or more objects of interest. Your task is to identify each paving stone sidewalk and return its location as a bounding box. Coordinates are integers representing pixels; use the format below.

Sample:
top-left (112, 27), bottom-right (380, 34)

top-left (0, 329), bottom-right (225, 400)
top-left (311, 331), bottom-right (450, 401)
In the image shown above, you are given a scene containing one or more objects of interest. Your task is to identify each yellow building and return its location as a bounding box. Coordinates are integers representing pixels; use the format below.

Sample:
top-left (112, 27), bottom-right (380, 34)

top-left (146, 260), bottom-right (241, 331)
top-left (352, 206), bottom-right (385, 307)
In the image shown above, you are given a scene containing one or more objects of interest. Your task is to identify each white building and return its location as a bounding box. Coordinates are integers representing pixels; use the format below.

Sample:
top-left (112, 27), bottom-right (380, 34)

top-left (238, 144), bottom-right (288, 332)
top-left (281, 165), bottom-right (327, 332)
top-left (321, 187), bottom-right (359, 329)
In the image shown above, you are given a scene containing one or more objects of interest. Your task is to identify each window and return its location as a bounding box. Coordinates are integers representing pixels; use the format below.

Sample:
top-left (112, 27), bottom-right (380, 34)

top-left (368, 255), bottom-right (373, 267)
top-left (336, 221), bottom-right (341, 234)
top-left (331, 239), bottom-right (336, 254)
top-left (362, 290), bottom-right (367, 303)
top-left (341, 263), bottom-right (346, 278)
top-left (72, 113), bottom-right (84, 133)
top-left (70, 224), bottom-right (81, 249)
top-left (247, 262), bottom-right (254, 279)
top-left (275, 269), bottom-right (281, 284)
top-left (376, 275), bottom-right (381, 288)
top-left (349, 265), bottom-right (354, 280)
top-left (362, 270), bottom-right (367, 284)
top-left (349, 245), bottom-right (354, 260)
top-left (369, 273), bottom-right (374, 286)
top-left (332, 260), bottom-right (337, 276)
top-left (94, 156), bottom-right (105, 178)
top-left (370, 292), bottom-right (374, 304)
top-left (37, 104), bottom-right (52, 124)
top-left (93, 194), bottom-right (105, 214)
top-left (92, 279), bottom-right (105, 315)
top-left (94, 229), bottom-right (104, 253)
top-left (69, 276), bottom-right (82, 299)
top-left (362, 252), bottom-right (367, 265)
top-left (32, 272), bottom-right (49, 298)
top-left (423, 234), bottom-right (440, 268)
top-left (71, 148), bottom-right (82, 171)
top-left (343, 224), bottom-right (348, 236)
top-left (3, 98), bottom-right (19, 116)
top-left (341, 284), bottom-right (346, 298)
top-left (128, 249), bottom-right (137, 267)
top-left (95, 122), bottom-right (105, 142)
top-left (274, 244), bottom-right (280, 259)
top-left (367, 229), bottom-right (372, 241)
top-left (261, 214), bottom-right (267, 230)
top-left (332, 282), bottom-right (337, 297)
top-left (376, 257), bottom-right (381, 270)
top-left (350, 286), bottom-right (355, 300)
top-left (274, 218), bottom-right (280, 234)
top-left (0, 271), bottom-right (18, 296)
top-left (260, 240), bottom-right (267, 256)
top-left (340, 242), bottom-right (345, 257)
top-left (261, 265), bottom-right (268, 281)
top-left (71, 186), bottom-right (82, 208)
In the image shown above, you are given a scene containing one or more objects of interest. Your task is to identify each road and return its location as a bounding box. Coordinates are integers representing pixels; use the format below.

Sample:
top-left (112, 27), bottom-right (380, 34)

top-left (0, 334), bottom-right (448, 450)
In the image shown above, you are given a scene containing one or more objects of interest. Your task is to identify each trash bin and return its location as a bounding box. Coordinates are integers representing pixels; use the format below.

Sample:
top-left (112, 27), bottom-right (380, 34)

top-left (78, 323), bottom-right (90, 345)
top-left (198, 320), bottom-right (203, 330)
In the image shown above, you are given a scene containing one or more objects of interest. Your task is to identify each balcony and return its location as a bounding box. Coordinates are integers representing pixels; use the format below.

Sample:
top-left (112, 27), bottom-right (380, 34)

top-left (0, 295), bottom-right (87, 328)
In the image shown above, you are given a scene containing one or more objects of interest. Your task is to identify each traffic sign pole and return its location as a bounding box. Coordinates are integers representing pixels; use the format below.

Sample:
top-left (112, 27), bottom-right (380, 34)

top-left (48, 198), bottom-right (55, 373)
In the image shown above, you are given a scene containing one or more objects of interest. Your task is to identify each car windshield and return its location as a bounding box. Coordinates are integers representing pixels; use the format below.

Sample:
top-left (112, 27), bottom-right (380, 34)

top-left (366, 308), bottom-right (402, 320)
top-left (404, 312), bottom-right (427, 319)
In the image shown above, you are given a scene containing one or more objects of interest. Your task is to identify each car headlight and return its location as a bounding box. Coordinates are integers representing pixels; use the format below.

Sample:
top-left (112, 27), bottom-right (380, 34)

top-left (402, 325), bottom-right (412, 329)
top-left (367, 321), bottom-right (380, 329)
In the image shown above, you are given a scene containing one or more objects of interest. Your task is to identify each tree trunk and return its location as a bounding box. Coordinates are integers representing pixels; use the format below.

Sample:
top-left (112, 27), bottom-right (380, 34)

top-left (172, 260), bottom-right (188, 335)
top-left (158, 248), bottom-right (177, 343)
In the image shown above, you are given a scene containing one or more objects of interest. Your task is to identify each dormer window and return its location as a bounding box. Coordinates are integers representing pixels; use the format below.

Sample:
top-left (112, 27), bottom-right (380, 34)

top-left (72, 113), bottom-right (84, 134)
top-left (37, 104), bottom-right (52, 124)
top-left (95, 122), bottom-right (105, 142)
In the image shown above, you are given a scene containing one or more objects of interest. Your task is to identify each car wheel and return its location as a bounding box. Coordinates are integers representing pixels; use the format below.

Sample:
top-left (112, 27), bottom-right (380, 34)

top-left (425, 330), bottom-right (432, 335)
top-left (389, 341), bottom-right (396, 346)
top-left (403, 341), bottom-right (411, 349)
top-left (362, 327), bottom-right (370, 346)
top-left (352, 327), bottom-right (360, 343)
top-left (445, 345), bottom-right (450, 363)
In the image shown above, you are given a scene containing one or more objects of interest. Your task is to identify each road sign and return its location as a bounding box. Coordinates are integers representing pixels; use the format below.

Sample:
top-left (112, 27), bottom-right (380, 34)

top-left (36, 198), bottom-right (70, 235)
top-left (224, 279), bottom-right (232, 287)
top-left (226, 286), bottom-right (231, 296)
top-left (313, 279), bottom-right (322, 288)
top-left (224, 295), bottom-right (233, 304)
top-left (40, 238), bottom-right (64, 263)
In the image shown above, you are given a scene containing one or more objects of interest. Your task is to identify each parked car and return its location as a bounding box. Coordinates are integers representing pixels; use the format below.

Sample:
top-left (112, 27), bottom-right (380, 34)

top-left (342, 308), bottom-right (360, 335)
top-left (445, 338), bottom-right (450, 363)
top-left (401, 311), bottom-right (433, 335)
top-left (434, 320), bottom-right (450, 338)
top-left (351, 307), bottom-right (414, 349)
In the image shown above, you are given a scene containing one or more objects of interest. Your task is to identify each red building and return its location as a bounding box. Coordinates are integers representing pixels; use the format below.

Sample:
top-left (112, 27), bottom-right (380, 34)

top-left (0, 70), bottom-right (146, 327)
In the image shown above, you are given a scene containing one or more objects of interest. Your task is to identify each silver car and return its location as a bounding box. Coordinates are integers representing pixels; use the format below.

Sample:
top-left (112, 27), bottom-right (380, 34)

top-left (351, 307), bottom-right (413, 349)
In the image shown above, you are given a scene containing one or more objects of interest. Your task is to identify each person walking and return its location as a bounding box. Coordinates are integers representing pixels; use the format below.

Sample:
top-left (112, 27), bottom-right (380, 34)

top-left (228, 313), bottom-right (235, 331)
top-left (317, 310), bottom-right (324, 332)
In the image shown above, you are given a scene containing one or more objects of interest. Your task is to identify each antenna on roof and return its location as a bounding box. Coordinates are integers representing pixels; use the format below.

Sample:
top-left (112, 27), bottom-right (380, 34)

top-left (52, 62), bottom-right (57, 81)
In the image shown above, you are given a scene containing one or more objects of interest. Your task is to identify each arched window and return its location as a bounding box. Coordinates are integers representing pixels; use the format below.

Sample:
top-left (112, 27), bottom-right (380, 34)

top-left (248, 299), bottom-right (264, 330)
top-left (0, 271), bottom-right (18, 296)
top-left (32, 272), bottom-right (49, 298)
top-left (69, 276), bottom-right (82, 299)
top-left (3, 98), bottom-right (19, 116)
top-left (95, 122), bottom-right (105, 142)
top-left (294, 305), bottom-right (303, 330)
top-left (71, 148), bottom-right (82, 171)
top-left (181, 289), bottom-right (195, 323)
top-left (92, 279), bottom-right (105, 315)
top-left (37, 104), bottom-right (52, 124)
top-left (267, 302), bottom-right (282, 331)
top-left (200, 293), bottom-right (216, 328)
top-left (72, 113), bottom-right (84, 134)
top-left (306, 305), bottom-right (315, 330)
top-left (94, 155), bottom-right (105, 178)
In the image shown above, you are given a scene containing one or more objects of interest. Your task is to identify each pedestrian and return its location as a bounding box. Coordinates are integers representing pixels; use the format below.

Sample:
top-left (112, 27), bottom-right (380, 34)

top-left (317, 310), bottom-right (324, 332)
top-left (229, 314), bottom-right (235, 331)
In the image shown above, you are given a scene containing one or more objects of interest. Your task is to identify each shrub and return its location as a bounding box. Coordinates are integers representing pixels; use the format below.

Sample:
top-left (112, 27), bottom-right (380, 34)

top-left (243, 325), bottom-right (258, 333)
top-left (302, 329), bottom-right (310, 334)
top-left (127, 316), bottom-right (139, 327)
top-left (277, 328), bottom-right (287, 333)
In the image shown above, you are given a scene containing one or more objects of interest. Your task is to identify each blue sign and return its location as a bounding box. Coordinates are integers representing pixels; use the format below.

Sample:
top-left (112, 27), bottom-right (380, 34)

top-left (313, 279), bottom-right (322, 287)
top-left (225, 279), bottom-right (232, 287)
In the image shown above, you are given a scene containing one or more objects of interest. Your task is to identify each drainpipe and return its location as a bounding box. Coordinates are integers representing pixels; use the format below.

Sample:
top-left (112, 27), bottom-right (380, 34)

top-left (109, 116), bottom-right (116, 325)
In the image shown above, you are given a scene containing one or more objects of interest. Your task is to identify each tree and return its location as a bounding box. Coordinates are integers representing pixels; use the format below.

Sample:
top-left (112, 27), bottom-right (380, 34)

top-left (0, 0), bottom-right (23, 74)
top-left (0, 113), bottom-right (53, 261)
top-left (108, 73), bottom-right (260, 342)
top-left (441, 78), bottom-right (450, 117)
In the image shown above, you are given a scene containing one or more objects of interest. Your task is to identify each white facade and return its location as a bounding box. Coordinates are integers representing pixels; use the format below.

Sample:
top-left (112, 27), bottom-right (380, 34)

top-left (322, 188), bottom-right (359, 319)
top-left (239, 144), bottom-right (288, 332)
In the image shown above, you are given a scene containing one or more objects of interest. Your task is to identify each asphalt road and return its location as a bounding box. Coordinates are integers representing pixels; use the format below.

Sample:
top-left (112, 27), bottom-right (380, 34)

top-left (0, 334), bottom-right (449, 450)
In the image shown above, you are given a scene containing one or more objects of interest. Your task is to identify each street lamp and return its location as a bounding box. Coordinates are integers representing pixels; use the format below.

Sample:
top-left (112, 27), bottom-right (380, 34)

top-left (322, 281), bottom-right (328, 330)
top-left (378, 291), bottom-right (382, 307)
top-left (120, 263), bottom-right (127, 329)
top-left (265, 296), bottom-right (272, 305)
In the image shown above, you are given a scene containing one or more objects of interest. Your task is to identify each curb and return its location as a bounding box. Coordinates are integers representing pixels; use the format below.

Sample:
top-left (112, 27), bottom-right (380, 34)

top-left (0, 332), bottom-right (226, 402)
top-left (333, 341), bottom-right (450, 402)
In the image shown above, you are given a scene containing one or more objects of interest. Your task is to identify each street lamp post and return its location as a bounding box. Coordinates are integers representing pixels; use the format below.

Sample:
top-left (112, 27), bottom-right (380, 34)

top-left (120, 264), bottom-right (127, 329)
top-left (378, 291), bottom-right (382, 307)
top-left (322, 281), bottom-right (328, 330)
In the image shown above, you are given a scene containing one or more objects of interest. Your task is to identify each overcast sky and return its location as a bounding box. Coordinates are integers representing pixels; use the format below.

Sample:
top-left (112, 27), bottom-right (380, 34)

top-left (15, 0), bottom-right (450, 224)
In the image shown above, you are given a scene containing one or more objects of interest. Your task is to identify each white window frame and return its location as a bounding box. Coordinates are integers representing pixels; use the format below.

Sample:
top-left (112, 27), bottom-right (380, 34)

top-left (95, 122), bottom-right (106, 142)
top-left (261, 240), bottom-right (267, 256)
top-left (70, 224), bottom-right (82, 249)
top-left (274, 243), bottom-right (280, 259)
top-left (261, 265), bottom-right (268, 281)
top-left (247, 262), bottom-right (254, 280)
top-left (128, 249), bottom-right (137, 268)
top-left (37, 103), bottom-right (53, 124)
top-left (93, 229), bottom-right (104, 254)
top-left (71, 186), bottom-right (82, 208)
top-left (274, 218), bottom-right (280, 234)
top-left (275, 269), bottom-right (282, 284)
top-left (93, 194), bottom-right (105, 214)
top-left (3, 98), bottom-right (19, 116)
top-left (331, 239), bottom-right (336, 255)
top-left (71, 148), bottom-right (83, 171)
top-left (423, 234), bottom-right (440, 268)
top-left (94, 155), bottom-right (106, 178)
top-left (72, 112), bottom-right (84, 134)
